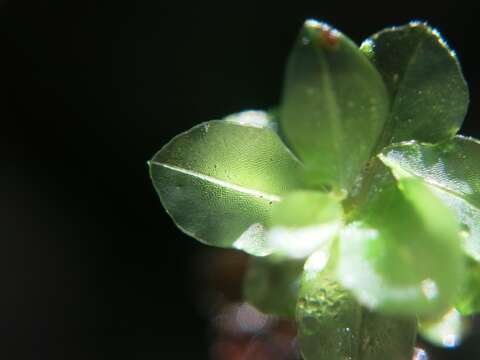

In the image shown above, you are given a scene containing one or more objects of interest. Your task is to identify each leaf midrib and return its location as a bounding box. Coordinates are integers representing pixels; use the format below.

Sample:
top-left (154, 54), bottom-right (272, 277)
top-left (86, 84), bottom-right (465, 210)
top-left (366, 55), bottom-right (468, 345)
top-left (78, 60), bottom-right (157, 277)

top-left (318, 51), bottom-right (344, 184)
top-left (150, 161), bottom-right (282, 203)
top-left (388, 163), bottom-right (480, 213)
top-left (390, 33), bottom-right (425, 104)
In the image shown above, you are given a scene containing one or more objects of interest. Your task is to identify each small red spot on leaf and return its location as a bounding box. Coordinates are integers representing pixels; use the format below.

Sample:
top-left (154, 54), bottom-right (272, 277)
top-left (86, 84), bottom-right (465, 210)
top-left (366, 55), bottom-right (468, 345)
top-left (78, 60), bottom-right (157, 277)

top-left (320, 27), bottom-right (340, 48)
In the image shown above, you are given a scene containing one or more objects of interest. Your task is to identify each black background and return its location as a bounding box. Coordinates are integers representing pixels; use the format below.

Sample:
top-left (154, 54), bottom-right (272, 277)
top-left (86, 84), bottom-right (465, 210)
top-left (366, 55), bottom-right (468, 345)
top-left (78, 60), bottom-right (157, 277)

top-left (2, 1), bottom-right (480, 359)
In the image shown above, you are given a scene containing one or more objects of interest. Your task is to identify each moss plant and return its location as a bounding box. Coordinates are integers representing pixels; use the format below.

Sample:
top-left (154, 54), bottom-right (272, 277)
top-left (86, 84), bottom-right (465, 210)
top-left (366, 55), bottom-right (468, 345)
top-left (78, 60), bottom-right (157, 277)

top-left (148, 19), bottom-right (476, 359)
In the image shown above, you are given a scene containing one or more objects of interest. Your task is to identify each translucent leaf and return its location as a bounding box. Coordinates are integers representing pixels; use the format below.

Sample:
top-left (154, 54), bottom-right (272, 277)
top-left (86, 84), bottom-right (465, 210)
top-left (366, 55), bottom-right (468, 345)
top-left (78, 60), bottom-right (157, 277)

top-left (419, 308), bottom-right (470, 348)
top-left (266, 190), bottom-right (343, 259)
top-left (281, 19), bottom-right (389, 193)
top-left (297, 250), bottom-right (416, 360)
top-left (243, 256), bottom-right (304, 318)
top-left (379, 136), bottom-right (480, 261)
top-left (337, 177), bottom-right (463, 317)
top-left (149, 111), bottom-right (304, 255)
top-left (361, 22), bottom-right (469, 143)
top-left (456, 258), bottom-right (480, 316)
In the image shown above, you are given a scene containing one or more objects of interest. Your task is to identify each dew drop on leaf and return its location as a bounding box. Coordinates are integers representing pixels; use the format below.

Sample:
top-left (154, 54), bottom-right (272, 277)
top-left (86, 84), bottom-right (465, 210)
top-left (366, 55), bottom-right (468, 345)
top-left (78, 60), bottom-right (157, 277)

top-left (413, 348), bottom-right (428, 360)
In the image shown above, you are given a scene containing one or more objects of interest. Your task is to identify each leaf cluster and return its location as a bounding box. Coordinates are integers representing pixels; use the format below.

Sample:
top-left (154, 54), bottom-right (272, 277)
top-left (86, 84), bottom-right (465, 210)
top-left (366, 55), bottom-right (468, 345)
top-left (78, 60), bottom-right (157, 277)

top-left (149, 20), bottom-right (474, 358)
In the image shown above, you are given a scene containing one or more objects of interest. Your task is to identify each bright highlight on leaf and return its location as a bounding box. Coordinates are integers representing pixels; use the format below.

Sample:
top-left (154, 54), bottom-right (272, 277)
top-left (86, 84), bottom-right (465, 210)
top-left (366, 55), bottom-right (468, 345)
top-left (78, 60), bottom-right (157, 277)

top-left (419, 308), bottom-right (470, 348)
top-left (148, 18), bottom-right (475, 358)
top-left (149, 111), bottom-right (304, 255)
top-left (266, 190), bottom-right (342, 259)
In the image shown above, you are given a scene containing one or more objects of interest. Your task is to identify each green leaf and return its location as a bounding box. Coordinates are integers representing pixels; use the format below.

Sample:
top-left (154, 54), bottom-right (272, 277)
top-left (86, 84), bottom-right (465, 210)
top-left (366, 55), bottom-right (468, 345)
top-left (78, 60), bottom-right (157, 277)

top-left (281, 19), bottom-right (389, 193)
top-left (297, 250), bottom-right (416, 360)
top-left (456, 258), bottom-right (480, 316)
top-left (361, 22), bottom-right (469, 143)
top-left (419, 308), bottom-right (470, 348)
top-left (337, 177), bottom-right (463, 317)
top-left (379, 136), bottom-right (480, 262)
top-left (266, 190), bottom-right (343, 259)
top-left (149, 111), bottom-right (304, 255)
top-left (243, 256), bottom-right (304, 318)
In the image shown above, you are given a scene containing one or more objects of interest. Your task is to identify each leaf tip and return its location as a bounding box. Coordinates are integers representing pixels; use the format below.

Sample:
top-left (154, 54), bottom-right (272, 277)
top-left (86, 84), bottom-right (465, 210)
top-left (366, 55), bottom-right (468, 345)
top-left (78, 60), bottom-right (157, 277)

top-left (409, 20), bottom-right (457, 58)
top-left (408, 19), bottom-right (429, 29)
top-left (360, 38), bottom-right (375, 57)
top-left (303, 19), bottom-right (341, 49)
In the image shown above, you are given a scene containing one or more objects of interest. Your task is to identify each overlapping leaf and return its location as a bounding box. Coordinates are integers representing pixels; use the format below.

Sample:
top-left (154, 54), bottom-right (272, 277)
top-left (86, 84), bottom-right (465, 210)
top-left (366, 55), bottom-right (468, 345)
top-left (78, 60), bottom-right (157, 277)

top-left (337, 177), bottom-right (463, 317)
top-left (149, 111), bottom-right (304, 255)
top-left (362, 22), bottom-right (469, 143)
top-left (380, 136), bottom-right (480, 261)
top-left (281, 20), bottom-right (389, 193)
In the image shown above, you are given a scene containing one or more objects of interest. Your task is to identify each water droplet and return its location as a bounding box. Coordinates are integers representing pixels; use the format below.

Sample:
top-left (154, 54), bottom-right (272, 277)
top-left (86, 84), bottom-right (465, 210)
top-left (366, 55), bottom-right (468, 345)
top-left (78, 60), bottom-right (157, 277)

top-left (460, 223), bottom-right (471, 238)
top-left (421, 279), bottom-right (438, 300)
top-left (413, 347), bottom-right (428, 360)
top-left (420, 308), bottom-right (467, 348)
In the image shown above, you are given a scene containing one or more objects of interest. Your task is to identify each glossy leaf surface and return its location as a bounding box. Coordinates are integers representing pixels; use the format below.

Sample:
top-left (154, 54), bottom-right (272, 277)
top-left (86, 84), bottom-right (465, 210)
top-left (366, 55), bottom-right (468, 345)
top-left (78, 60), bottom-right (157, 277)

top-left (380, 137), bottom-right (480, 261)
top-left (281, 20), bottom-right (389, 192)
top-left (297, 251), bottom-right (416, 360)
top-left (243, 256), bottom-right (304, 318)
top-left (266, 190), bottom-right (342, 259)
top-left (337, 177), bottom-right (463, 317)
top-left (149, 111), bottom-right (304, 255)
top-left (362, 22), bottom-right (469, 143)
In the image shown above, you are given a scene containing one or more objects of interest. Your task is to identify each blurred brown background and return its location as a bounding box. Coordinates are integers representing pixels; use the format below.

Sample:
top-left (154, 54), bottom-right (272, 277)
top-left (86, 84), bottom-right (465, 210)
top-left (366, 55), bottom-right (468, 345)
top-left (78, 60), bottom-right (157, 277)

top-left (1, 1), bottom-right (480, 359)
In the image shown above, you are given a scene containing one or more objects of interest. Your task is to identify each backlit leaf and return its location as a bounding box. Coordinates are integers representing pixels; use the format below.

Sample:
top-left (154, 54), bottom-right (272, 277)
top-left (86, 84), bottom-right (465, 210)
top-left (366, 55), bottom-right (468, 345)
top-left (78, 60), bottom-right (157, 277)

top-left (281, 20), bottom-right (389, 193)
top-left (149, 111), bottom-right (304, 255)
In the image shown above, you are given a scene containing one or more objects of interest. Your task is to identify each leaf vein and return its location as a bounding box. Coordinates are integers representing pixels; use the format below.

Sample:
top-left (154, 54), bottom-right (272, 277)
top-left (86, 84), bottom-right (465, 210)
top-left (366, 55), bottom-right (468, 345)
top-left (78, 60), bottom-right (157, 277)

top-left (150, 161), bottom-right (282, 203)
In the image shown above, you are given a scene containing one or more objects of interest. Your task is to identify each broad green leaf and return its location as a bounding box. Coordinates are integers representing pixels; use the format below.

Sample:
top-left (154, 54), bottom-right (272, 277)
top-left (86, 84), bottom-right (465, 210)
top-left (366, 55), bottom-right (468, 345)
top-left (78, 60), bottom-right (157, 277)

top-left (297, 250), bottom-right (416, 360)
top-left (337, 177), bottom-right (463, 317)
top-left (361, 22), bottom-right (469, 143)
top-left (281, 19), bottom-right (389, 193)
top-left (266, 190), bottom-right (343, 259)
top-left (243, 256), bottom-right (304, 318)
top-left (149, 111), bottom-right (304, 255)
top-left (419, 308), bottom-right (470, 348)
top-left (456, 258), bottom-right (480, 316)
top-left (379, 136), bottom-right (480, 261)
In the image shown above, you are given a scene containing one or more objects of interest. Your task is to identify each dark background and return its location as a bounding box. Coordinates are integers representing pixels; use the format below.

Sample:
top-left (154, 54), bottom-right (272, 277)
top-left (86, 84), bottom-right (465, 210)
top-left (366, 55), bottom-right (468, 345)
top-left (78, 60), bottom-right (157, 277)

top-left (2, 1), bottom-right (480, 359)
